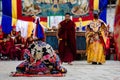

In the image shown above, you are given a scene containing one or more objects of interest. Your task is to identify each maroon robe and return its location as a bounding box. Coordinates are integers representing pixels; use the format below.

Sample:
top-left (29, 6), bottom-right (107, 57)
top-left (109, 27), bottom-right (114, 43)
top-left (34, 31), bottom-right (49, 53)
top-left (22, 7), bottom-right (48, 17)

top-left (0, 42), bottom-right (2, 53)
top-left (20, 37), bottom-right (33, 60)
top-left (14, 35), bottom-right (24, 60)
top-left (15, 35), bottom-right (23, 44)
top-left (0, 29), bottom-right (3, 55)
top-left (0, 36), bottom-right (3, 54)
top-left (25, 37), bottom-right (33, 48)
top-left (0, 38), bottom-right (15, 59)
top-left (1, 41), bottom-right (7, 56)
top-left (6, 38), bottom-right (17, 60)
top-left (58, 20), bottom-right (76, 62)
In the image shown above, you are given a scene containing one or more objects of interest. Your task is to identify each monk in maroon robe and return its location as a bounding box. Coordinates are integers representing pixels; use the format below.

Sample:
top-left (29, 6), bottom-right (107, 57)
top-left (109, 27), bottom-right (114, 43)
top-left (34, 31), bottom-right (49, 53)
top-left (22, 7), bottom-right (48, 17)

top-left (15, 31), bottom-right (23, 44)
top-left (14, 31), bottom-right (24, 60)
top-left (0, 29), bottom-right (3, 55)
top-left (0, 28), bottom-right (3, 42)
top-left (6, 36), bottom-right (16, 60)
top-left (0, 33), bottom-right (16, 60)
top-left (57, 13), bottom-right (76, 64)
top-left (1, 38), bottom-right (7, 56)
top-left (20, 36), bottom-right (34, 60)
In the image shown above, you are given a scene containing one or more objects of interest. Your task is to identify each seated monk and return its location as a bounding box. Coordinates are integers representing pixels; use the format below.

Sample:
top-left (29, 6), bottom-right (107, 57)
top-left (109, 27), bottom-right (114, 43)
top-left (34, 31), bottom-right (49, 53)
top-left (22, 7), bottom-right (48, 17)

top-left (20, 36), bottom-right (34, 60)
top-left (0, 29), bottom-right (3, 43)
top-left (1, 38), bottom-right (8, 58)
top-left (5, 35), bottom-right (17, 60)
top-left (0, 29), bottom-right (3, 57)
top-left (11, 29), bottom-right (16, 36)
top-left (0, 40), bottom-right (3, 58)
top-left (14, 31), bottom-right (24, 60)
top-left (25, 35), bottom-right (34, 48)
top-left (0, 34), bottom-right (15, 60)
top-left (10, 29), bottom-right (16, 43)
top-left (15, 31), bottom-right (23, 45)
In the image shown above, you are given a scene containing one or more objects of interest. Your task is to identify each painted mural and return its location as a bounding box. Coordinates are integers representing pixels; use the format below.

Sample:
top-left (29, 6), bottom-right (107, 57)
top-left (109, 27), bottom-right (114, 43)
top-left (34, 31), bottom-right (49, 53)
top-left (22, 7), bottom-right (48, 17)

top-left (22, 0), bottom-right (89, 17)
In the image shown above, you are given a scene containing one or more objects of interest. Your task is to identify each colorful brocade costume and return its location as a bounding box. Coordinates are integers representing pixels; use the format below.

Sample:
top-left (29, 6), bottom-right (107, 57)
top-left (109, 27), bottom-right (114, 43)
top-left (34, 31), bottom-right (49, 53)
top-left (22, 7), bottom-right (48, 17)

top-left (16, 41), bottom-right (67, 74)
top-left (86, 19), bottom-right (107, 64)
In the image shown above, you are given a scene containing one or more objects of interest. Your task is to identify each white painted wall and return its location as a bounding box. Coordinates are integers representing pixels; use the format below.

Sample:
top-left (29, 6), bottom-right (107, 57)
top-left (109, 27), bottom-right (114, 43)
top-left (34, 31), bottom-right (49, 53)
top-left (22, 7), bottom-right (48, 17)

top-left (107, 7), bottom-right (115, 32)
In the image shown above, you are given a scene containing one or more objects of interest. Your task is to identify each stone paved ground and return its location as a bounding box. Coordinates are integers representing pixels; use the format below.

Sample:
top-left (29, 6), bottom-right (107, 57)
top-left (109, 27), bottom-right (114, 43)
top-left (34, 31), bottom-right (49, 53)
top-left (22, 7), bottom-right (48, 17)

top-left (0, 61), bottom-right (120, 80)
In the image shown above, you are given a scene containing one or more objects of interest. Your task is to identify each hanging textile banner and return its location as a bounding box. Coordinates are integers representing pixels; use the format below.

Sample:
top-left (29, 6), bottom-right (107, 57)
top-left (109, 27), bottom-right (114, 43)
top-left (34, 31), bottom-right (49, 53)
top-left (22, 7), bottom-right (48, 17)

top-left (114, 0), bottom-right (120, 60)
top-left (2, 0), bottom-right (12, 34)
top-left (2, 0), bottom-right (107, 28)
top-left (99, 0), bottom-right (108, 23)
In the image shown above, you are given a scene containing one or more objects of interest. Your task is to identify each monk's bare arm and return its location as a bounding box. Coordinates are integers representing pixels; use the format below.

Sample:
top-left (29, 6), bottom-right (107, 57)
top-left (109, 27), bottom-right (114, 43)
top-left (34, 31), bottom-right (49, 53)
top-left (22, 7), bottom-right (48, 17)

top-left (56, 24), bottom-right (61, 39)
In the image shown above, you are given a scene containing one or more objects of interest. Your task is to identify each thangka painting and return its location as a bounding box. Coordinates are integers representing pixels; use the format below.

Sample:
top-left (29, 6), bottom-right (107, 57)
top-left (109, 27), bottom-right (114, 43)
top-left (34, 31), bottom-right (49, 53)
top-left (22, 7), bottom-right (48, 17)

top-left (22, 0), bottom-right (89, 17)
